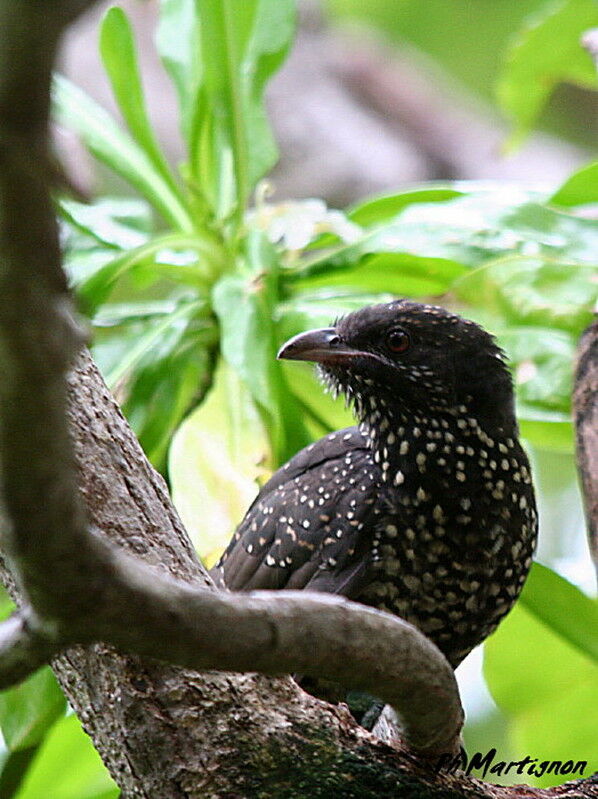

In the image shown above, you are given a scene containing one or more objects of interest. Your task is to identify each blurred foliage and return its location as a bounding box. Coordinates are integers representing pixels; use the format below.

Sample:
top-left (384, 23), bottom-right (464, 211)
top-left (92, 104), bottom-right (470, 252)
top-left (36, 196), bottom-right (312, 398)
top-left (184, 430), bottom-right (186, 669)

top-left (485, 564), bottom-right (598, 788)
top-left (497, 0), bottom-right (598, 146)
top-left (0, 0), bottom-right (595, 795)
top-left (328, 0), bottom-right (598, 147)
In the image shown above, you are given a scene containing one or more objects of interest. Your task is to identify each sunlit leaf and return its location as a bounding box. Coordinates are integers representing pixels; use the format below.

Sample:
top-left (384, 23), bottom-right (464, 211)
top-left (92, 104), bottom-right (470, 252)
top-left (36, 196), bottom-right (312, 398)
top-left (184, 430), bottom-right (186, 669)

top-left (292, 188), bottom-right (598, 290)
top-left (498, 326), bottom-right (577, 415)
top-left (213, 233), bottom-right (310, 462)
top-left (484, 565), bottom-right (598, 786)
top-left (348, 186), bottom-right (464, 227)
top-left (100, 6), bottom-right (182, 201)
top-left (156, 0), bottom-right (203, 144)
top-left (550, 161), bottom-right (598, 207)
top-left (76, 233), bottom-right (215, 315)
top-left (0, 668), bottom-right (66, 752)
top-left (293, 252), bottom-right (467, 297)
top-left (116, 305), bottom-right (216, 470)
top-left (59, 197), bottom-right (151, 251)
top-left (520, 563), bottom-right (598, 663)
top-left (14, 714), bottom-right (118, 799)
top-left (53, 76), bottom-right (193, 231)
top-left (518, 414), bottom-right (574, 453)
top-left (170, 361), bottom-right (269, 565)
top-left (191, 0), bottom-right (295, 219)
top-left (454, 256), bottom-right (597, 333)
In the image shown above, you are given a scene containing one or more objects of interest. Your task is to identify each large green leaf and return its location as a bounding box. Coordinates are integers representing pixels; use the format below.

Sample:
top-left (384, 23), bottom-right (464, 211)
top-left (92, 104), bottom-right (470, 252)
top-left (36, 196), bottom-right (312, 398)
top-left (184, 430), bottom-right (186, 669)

top-left (76, 233), bottom-right (217, 315)
top-left (294, 252), bottom-right (468, 297)
top-left (497, 0), bottom-right (598, 146)
top-left (192, 0), bottom-right (295, 220)
top-left (213, 272), bottom-right (287, 457)
top-left (169, 361), bottom-right (269, 565)
top-left (291, 187), bottom-right (598, 286)
top-left (454, 256), bottom-right (597, 334)
top-left (156, 0), bottom-right (203, 145)
top-left (519, 563), bottom-right (598, 663)
top-left (518, 415), bottom-right (574, 452)
top-left (550, 161), bottom-right (598, 207)
top-left (484, 565), bottom-right (598, 787)
top-left (14, 714), bottom-right (118, 799)
top-left (104, 299), bottom-right (205, 388)
top-left (0, 668), bottom-right (66, 752)
top-left (348, 186), bottom-right (464, 227)
top-left (497, 326), bottom-right (576, 420)
top-left (53, 76), bottom-right (193, 231)
top-left (59, 197), bottom-right (152, 251)
top-left (100, 7), bottom-right (182, 200)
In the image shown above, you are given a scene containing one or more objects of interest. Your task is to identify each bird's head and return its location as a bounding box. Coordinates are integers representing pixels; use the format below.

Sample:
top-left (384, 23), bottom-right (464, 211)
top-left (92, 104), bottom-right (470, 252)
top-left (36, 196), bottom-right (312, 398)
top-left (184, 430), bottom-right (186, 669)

top-left (278, 300), bottom-right (516, 435)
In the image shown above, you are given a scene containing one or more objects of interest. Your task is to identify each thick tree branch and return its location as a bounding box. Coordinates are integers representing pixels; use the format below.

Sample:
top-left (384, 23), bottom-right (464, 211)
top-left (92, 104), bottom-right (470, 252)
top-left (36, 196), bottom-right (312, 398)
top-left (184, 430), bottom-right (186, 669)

top-left (0, 610), bottom-right (60, 686)
top-left (573, 320), bottom-right (598, 572)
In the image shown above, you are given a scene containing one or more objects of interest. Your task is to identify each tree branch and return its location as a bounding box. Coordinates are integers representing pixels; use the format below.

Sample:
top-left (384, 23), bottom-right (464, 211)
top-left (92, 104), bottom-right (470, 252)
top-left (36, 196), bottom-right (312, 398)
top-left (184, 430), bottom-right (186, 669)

top-left (0, 610), bottom-right (60, 687)
top-left (0, 350), bottom-right (463, 754)
top-left (573, 320), bottom-right (598, 573)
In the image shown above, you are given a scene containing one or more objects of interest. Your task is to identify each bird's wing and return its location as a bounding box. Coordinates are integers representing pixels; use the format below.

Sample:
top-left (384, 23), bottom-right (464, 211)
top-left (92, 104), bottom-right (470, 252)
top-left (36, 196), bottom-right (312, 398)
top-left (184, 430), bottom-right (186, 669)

top-left (210, 427), bottom-right (381, 597)
top-left (247, 426), bottom-right (367, 507)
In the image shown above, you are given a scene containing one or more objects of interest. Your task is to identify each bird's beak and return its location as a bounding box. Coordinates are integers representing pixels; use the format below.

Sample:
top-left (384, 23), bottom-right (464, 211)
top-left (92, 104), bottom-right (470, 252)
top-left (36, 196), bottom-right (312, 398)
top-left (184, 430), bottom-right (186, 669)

top-left (277, 327), bottom-right (359, 364)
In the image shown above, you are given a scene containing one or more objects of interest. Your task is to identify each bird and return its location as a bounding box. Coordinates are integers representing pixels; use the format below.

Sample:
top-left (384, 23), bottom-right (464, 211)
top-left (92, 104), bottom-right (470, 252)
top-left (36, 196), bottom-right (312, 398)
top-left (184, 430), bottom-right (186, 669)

top-left (210, 300), bottom-right (538, 669)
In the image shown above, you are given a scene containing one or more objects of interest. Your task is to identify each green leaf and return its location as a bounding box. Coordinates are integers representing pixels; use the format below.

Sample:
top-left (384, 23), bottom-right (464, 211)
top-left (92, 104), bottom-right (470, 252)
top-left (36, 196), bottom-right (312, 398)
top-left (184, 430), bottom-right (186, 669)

top-left (518, 415), bottom-right (574, 453)
top-left (213, 271), bottom-right (285, 453)
top-left (519, 563), bottom-right (598, 663)
top-left (0, 587), bottom-right (15, 621)
top-left (93, 299), bottom-right (216, 470)
top-left (169, 360), bottom-right (269, 566)
top-left (99, 7), bottom-right (182, 200)
top-left (454, 256), bottom-right (597, 334)
top-left (125, 337), bottom-right (213, 471)
top-left (59, 197), bottom-right (151, 251)
top-left (14, 714), bottom-right (118, 799)
top-left (498, 0), bottom-right (598, 146)
top-left (0, 667), bottom-right (66, 751)
top-left (293, 252), bottom-right (467, 297)
top-left (53, 75), bottom-right (193, 231)
top-left (104, 299), bottom-right (204, 388)
top-left (549, 161), bottom-right (598, 207)
top-left (156, 0), bottom-right (202, 144)
top-left (76, 233), bottom-right (216, 315)
top-left (192, 0), bottom-right (295, 220)
top-left (294, 187), bottom-right (589, 282)
top-left (213, 233), bottom-right (309, 463)
top-left (348, 186), bottom-right (464, 227)
top-left (93, 299), bottom-right (188, 326)
top-left (484, 565), bottom-right (598, 786)
top-left (498, 326), bottom-right (577, 414)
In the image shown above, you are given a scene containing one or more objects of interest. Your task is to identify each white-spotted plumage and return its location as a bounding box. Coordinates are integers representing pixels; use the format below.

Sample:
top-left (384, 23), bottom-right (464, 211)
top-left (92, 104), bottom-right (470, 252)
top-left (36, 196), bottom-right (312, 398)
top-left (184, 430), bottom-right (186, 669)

top-left (211, 300), bottom-right (538, 668)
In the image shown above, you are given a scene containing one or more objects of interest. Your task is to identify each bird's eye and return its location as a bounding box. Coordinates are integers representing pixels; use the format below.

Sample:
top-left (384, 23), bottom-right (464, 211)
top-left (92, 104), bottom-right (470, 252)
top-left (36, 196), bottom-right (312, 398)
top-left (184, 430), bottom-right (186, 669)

top-left (386, 328), bottom-right (410, 354)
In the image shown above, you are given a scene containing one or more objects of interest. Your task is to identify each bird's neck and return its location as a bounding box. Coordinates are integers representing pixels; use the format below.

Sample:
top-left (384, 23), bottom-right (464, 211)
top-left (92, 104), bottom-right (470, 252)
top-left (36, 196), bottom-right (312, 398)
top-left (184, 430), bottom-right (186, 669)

top-left (358, 401), bottom-right (515, 488)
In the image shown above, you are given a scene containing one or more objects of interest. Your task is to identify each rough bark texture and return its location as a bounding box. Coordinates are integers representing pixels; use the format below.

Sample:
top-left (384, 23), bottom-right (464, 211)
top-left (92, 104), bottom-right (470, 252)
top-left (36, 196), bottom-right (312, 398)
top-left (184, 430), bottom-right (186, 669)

top-left (573, 320), bottom-right (598, 573)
